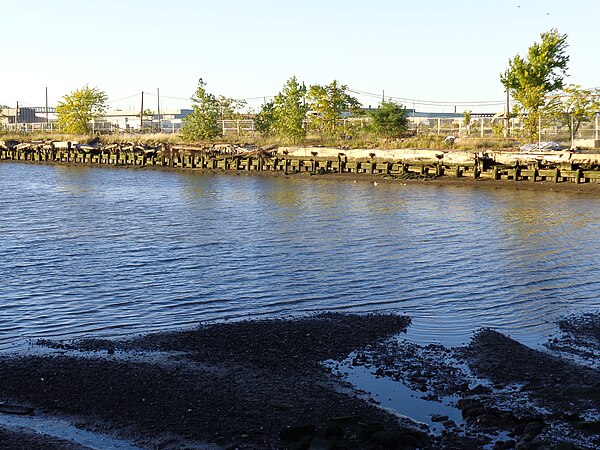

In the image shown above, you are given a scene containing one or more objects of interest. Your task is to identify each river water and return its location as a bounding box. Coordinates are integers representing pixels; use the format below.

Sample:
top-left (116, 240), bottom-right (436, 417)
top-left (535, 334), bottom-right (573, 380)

top-left (1, 162), bottom-right (599, 350)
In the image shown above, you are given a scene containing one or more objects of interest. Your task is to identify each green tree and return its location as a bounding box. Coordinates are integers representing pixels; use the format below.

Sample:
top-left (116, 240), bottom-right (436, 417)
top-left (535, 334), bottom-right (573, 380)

top-left (137, 109), bottom-right (155, 131)
top-left (463, 110), bottom-right (472, 135)
top-left (369, 101), bottom-right (408, 138)
top-left (306, 80), bottom-right (361, 133)
top-left (181, 78), bottom-right (222, 141)
top-left (500, 29), bottom-right (569, 138)
top-left (546, 84), bottom-right (600, 136)
top-left (254, 100), bottom-right (276, 136)
top-left (217, 96), bottom-right (248, 120)
top-left (56, 85), bottom-right (107, 134)
top-left (273, 76), bottom-right (307, 144)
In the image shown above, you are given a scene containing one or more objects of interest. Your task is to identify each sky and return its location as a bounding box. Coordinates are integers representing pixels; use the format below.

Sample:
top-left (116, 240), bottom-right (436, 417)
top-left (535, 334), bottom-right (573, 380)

top-left (2, 0), bottom-right (599, 114)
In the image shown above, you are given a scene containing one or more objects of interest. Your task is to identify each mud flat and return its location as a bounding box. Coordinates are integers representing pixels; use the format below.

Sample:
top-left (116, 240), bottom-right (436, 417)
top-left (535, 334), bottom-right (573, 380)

top-left (0, 312), bottom-right (599, 449)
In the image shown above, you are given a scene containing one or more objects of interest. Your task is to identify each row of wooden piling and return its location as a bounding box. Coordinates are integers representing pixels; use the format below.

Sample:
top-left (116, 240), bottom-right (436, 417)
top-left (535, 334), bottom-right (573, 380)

top-left (2, 144), bottom-right (600, 184)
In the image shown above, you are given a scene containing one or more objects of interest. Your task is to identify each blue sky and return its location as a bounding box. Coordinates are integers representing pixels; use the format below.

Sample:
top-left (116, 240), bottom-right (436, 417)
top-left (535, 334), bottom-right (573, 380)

top-left (3, 0), bottom-right (599, 113)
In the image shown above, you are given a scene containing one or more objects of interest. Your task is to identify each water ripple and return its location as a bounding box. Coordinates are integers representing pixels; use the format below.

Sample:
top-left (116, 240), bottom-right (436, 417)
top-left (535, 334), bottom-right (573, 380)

top-left (1, 163), bottom-right (600, 348)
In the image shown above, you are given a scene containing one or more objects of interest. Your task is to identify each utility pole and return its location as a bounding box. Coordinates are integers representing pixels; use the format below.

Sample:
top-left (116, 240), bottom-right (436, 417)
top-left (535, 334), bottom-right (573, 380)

top-left (570, 113), bottom-right (575, 149)
top-left (382, 90), bottom-right (385, 103)
top-left (140, 91), bottom-right (144, 130)
top-left (302, 82), bottom-right (306, 108)
top-left (538, 111), bottom-right (542, 149)
top-left (157, 88), bottom-right (161, 132)
top-left (45, 87), bottom-right (49, 124)
top-left (505, 90), bottom-right (510, 137)
top-left (15, 101), bottom-right (19, 129)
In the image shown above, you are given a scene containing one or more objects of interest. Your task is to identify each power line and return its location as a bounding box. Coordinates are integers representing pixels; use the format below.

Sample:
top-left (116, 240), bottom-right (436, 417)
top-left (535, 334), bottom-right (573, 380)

top-left (106, 93), bottom-right (141, 104)
top-left (347, 87), bottom-right (505, 106)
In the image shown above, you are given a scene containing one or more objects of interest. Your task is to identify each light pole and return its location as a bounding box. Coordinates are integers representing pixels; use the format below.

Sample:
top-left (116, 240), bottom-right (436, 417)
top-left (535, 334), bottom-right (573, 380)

top-left (570, 110), bottom-right (575, 149)
top-left (538, 111), bottom-right (542, 149)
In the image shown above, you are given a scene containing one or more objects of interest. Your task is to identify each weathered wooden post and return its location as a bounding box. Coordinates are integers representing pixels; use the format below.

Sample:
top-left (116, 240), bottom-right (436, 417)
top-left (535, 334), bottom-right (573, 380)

top-left (554, 168), bottom-right (560, 183)
top-left (493, 165), bottom-right (499, 180)
top-left (576, 168), bottom-right (583, 184)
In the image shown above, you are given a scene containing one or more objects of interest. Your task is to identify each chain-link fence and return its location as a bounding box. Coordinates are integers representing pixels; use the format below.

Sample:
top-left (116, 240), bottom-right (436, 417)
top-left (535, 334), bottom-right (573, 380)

top-left (3, 114), bottom-right (599, 148)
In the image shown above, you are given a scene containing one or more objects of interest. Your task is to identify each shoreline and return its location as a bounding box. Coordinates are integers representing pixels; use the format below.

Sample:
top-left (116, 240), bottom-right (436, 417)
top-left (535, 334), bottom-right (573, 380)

top-left (294, 171), bottom-right (600, 195)
top-left (4, 157), bottom-right (600, 197)
top-left (1, 312), bottom-right (598, 449)
top-left (3, 142), bottom-right (600, 194)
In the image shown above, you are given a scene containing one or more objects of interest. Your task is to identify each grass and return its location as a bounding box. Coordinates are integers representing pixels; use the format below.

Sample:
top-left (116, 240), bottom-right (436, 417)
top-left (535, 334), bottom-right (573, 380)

top-left (0, 130), bottom-right (527, 151)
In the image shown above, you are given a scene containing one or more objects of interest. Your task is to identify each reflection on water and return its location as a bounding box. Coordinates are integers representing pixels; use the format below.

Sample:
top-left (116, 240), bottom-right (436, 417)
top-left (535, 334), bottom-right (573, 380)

top-left (1, 162), bottom-right (600, 350)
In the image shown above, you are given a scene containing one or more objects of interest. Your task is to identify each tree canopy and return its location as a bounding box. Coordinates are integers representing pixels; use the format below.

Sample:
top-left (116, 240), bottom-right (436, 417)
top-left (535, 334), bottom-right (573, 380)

top-left (306, 80), bottom-right (360, 133)
top-left (181, 78), bottom-right (222, 141)
top-left (254, 100), bottom-right (276, 136)
top-left (217, 96), bottom-right (247, 120)
top-left (273, 77), bottom-right (308, 144)
top-left (546, 84), bottom-right (600, 135)
top-left (56, 86), bottom-right (107, 134)
top-left (500, 29), bottom-right (569, 138)
top-left (368, 101), bottom-right (408, 138)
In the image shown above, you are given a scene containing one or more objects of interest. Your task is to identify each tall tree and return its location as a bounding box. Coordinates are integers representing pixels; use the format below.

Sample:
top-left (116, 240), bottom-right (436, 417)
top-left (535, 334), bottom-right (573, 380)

top-left (500, 29), bottom-right (569, 138)
top-left (306, 80), bottom-right (360, 133)
top-left (56, 85), bottom-right (107, 134)
top-left (181, 78), bottom-right (222, 141)
top-left (369, 101), bottom-right (408, 138)
top-left (273, 77), bottom-right (307, 144)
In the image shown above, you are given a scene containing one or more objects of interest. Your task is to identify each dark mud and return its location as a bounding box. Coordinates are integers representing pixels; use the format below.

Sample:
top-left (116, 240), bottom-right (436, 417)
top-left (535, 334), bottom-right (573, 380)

top-left (1, 312), bottom-right (599, 449)
top-left (0, 313), bottom-right (434, 449)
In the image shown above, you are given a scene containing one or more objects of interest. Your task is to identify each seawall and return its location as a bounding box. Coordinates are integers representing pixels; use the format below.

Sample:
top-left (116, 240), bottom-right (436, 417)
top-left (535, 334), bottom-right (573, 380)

top-left (2, 141), bottom-right (600, 185)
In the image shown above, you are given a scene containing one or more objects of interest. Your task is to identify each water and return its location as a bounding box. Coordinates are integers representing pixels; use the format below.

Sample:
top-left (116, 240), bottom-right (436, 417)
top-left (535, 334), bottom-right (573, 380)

top-left (0, 413), bottom-right (145, 450)
top-left (1, 162), bottom-right (600, 350)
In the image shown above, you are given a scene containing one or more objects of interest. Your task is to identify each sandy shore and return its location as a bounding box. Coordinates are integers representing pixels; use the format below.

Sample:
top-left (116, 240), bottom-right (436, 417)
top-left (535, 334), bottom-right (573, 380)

top-left (1, 312), bottom-right (599, 449)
